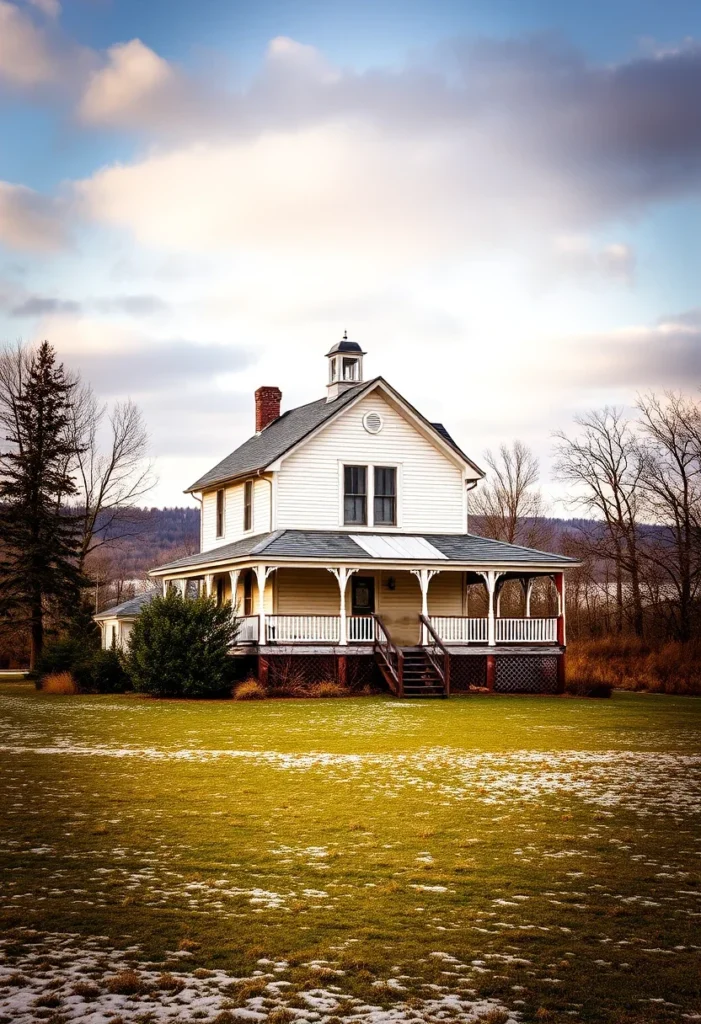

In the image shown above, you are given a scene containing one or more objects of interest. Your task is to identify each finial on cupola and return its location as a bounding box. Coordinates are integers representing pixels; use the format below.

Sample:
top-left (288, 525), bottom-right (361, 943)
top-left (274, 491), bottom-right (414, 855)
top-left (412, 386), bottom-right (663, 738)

top-left (325, 331), bottom-right (366, 402)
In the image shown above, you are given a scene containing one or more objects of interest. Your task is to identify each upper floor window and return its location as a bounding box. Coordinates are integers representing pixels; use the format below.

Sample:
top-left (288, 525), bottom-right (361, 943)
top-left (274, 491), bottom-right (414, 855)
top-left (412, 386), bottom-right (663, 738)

top-left (243, 479), bottom-right (253, 532)
top-left (216, 489), bottom-right (225, 538)
top-left (374, 466), bottom-right (397, 525)
top-left (344, 466), bottom-right (367, 525)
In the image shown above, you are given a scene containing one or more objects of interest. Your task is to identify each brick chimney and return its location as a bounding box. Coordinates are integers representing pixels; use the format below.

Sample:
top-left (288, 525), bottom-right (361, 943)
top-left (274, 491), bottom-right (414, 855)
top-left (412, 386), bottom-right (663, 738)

top-left (255, 386), bottom-right (282, 432)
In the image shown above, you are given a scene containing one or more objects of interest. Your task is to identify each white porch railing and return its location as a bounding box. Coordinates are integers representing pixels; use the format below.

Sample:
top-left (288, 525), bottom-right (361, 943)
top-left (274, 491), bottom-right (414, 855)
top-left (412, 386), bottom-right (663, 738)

top-left (236, 615), bottom-right (259, 643)
top-left (266, 615), bottom-right (340, 643)
top-left (430, 616), bottom-right (488, 643)
top-left (496, 617), bottom-right (558, 643)
top-left (348, 615), bottom-right (375, 642)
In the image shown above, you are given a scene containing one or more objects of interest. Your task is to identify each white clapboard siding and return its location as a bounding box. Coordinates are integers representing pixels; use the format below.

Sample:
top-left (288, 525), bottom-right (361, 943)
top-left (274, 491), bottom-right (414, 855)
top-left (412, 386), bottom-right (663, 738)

top-left (276, 568), bottom-right (342, 615)
top-left (275, 392), bottom-right (467, 534)
top-left (201, 475), bottom-right (272, 552)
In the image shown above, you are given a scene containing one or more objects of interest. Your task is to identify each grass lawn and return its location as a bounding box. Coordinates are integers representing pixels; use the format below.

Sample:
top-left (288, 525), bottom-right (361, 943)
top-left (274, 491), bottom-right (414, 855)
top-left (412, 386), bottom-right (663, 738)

top-left (0, 685), bottom-right (700, 1024)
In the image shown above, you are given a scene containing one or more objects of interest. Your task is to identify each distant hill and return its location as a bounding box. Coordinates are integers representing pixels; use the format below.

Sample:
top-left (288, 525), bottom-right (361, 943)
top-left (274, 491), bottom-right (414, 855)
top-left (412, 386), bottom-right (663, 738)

top-left (93, 506), bottom-right (200, 576)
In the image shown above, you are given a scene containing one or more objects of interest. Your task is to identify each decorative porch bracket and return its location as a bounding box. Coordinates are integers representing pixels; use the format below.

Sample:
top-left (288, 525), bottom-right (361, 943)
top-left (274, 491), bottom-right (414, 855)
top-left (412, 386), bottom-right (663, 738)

top-left (477, 570), bottom-right (504, 646)
top-left (410, 568), bottom-right (440, 645)
top-left (327, 567), bottom-right (358, 646)
top-left (254, 565), bottom-right (277, 644)
top-left (521, 576), bottom-right (535, 618)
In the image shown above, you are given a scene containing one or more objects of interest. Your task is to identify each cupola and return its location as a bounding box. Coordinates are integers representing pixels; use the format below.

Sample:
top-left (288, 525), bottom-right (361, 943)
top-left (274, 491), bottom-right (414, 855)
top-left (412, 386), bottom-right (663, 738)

top-left (326, 331), bottom-right (366, 402)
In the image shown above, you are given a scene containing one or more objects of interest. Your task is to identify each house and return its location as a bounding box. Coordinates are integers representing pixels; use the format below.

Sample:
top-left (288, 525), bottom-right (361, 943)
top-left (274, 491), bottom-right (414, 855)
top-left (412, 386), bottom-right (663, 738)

top-left (95, 591), bottom-right (158, 651)
top-left (145, 336), bottom-right (577, 696)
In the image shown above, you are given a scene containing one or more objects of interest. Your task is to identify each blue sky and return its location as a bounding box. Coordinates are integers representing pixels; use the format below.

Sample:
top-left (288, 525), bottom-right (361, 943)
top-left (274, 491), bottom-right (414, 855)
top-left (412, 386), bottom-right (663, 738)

top-left (1, 0), bottom-right (700, 507)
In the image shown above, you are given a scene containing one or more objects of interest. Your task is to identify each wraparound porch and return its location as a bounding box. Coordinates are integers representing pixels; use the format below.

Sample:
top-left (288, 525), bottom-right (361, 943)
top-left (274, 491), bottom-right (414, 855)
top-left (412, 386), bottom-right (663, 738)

top-left (150, 529), bottom-right (574, 697)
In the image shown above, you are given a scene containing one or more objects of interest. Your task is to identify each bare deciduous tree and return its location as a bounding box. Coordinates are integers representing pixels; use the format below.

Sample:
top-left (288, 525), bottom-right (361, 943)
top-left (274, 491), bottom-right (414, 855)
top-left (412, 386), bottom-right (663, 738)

top-left (471, 440), bottom-right (549, 548)
top-left (67, 384), bottom-right (155, 571)
top-left (553, 408), bottom-right (645, 636)
top-left (637, 391), bottom-right (701, 642)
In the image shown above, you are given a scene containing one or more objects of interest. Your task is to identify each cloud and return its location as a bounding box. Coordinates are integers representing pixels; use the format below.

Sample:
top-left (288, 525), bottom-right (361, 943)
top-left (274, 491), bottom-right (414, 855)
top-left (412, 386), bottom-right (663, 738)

top-left (0, 0), bottom-right (60, 85)
top-left (24, 0), bottom-right (60, 17)
top-left (556, 308), bottom-right (701, 390)
top-left (10, 295), bottom-right (80, 316)
top-left (1, 289), bottom-right (169, 318)
top-left (78, 39), bottom-right (183, 128)
top-left (70, 34), bottom-right (701, 272)
top-left (38, 317), bottom-right (256, 396)
top-left (0, 181), bottom-right (66, 251)
top-left (545, 236), bottom-right (636, 285)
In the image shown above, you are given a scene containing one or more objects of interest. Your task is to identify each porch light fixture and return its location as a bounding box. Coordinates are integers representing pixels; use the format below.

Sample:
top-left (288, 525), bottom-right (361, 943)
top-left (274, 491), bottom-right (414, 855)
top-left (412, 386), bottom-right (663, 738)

top-left (386, 576), bottom-right (396, 590)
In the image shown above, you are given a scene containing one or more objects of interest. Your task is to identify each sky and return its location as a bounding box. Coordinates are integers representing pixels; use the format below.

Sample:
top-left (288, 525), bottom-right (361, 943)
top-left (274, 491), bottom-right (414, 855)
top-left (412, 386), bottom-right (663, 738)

top-left (1, 0), bottom-right (701, 510)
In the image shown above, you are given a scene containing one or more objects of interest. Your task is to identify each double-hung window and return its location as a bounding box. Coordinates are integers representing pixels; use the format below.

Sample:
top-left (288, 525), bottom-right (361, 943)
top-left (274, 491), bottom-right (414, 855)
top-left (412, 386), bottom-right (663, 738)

top-left (344, 466), bottom-right (367, 525)
top-left (374, 466), bottom-right (397, 526)
top-left (243, 480), bottom-right (253, 532)
top-left (215, 489), bottom-right (225, 538)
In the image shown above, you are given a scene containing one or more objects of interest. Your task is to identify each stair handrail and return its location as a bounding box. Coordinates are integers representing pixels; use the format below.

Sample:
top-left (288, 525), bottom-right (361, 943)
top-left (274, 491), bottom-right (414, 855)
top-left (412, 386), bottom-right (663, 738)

top-left (372, 614), bottom-right (404, 697)
top-left (419, 614), bottom-right (451, 697)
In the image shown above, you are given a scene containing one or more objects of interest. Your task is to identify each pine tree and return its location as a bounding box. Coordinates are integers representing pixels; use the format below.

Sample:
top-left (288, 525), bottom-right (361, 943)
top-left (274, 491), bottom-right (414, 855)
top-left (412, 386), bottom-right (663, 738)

top-left (0, 342), bottom-right (85, 667)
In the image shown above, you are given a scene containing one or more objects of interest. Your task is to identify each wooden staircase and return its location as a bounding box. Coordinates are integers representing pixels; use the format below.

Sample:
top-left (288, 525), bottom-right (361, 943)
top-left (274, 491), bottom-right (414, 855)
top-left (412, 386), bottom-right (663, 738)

top-left (401, 648), bottom-right (446, 697)
top-left (373, 615), bottom-right (451, 698)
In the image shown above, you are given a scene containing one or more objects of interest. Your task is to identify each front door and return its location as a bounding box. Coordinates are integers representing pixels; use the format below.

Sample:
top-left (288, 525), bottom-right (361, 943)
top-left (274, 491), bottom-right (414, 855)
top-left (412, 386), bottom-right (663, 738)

top-left (352, 576), bottom-right (375, 616)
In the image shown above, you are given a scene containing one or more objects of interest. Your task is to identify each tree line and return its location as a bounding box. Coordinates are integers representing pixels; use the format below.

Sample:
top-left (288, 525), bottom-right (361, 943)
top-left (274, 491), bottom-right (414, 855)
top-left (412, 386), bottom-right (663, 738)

top-left (472, 395), bottom-right (701, 642)
top-left (0, 341), bottom-right (153, 668)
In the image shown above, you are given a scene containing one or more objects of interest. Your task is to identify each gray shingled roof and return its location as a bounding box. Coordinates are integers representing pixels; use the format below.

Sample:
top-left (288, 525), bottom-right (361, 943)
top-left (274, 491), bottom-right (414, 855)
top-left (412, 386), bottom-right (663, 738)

top-left (186, 378), bottom-right (484, 493)
top-left (94, 590), bottom-right (159, 620)
top-left (186, 381), bottom-right (374, 492)
top-left (151, 530), bottom-right (577, 574)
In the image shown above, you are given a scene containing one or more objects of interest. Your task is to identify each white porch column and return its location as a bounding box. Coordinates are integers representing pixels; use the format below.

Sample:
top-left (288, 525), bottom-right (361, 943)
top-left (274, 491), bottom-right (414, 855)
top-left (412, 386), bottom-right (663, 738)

top-left (410, 568), bottom-right (440, 644)
top-left (254, 565), bottom-right (276, 644)
top-left (229, 570), bottom-right (241, 617)
top-left (328, 567), bottom-right (357, 645)
top-left (162, 579), bottom-right (168, 597)
top-left (204, 574), bottom-right (214, 599)
top-left (479, 570), bottom-right (502, 646)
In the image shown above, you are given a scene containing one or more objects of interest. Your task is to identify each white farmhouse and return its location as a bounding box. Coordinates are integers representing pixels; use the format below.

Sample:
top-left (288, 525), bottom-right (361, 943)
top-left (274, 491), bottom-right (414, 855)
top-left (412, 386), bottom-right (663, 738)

top-left (143, 336), bottom-right (576, 696)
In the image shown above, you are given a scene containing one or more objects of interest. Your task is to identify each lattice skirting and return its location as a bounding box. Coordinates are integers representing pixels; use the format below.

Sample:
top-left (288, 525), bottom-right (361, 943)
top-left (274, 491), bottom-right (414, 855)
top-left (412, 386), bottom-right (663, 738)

top-left (451, 656), bottom-right (487, 691)
top-left (494, 655), bottom-right (559, 694)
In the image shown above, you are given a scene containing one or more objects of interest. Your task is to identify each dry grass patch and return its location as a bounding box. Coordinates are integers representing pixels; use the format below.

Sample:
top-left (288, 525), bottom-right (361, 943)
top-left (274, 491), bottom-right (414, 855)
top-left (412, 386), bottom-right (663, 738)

top-left (71, 981), bottom-right (100, 1000)
top-left (41, 672), bottom-right (77, 695)
top-left (233, 679), bottom-right (266, 701)
top-left (105, 970), bottom-right (147, 995)
top-left (307, 680), bottom-right (348, 698)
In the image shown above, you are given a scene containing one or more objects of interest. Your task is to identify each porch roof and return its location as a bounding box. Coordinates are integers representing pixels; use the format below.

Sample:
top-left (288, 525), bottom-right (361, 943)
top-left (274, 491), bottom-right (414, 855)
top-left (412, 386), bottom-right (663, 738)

top-left (149, 529), bottom-right (577, 576)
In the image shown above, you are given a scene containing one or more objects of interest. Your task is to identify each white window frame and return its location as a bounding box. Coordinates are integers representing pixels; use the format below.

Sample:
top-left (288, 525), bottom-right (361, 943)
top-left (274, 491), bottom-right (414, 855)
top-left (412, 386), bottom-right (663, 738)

top-left (215, 488), bottom-right (226, 539)
top-left (338, 461), bottom-right (402, 531)
top-left (243, 479), bottom-right (254, 534)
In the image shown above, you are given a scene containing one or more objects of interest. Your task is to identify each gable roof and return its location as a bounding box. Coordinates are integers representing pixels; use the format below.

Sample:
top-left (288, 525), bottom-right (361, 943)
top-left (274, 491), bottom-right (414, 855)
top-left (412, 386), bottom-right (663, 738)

top-left (150, 529), bottom-right (577, 575)
top-left (187, 377), bottom-right (483, 493)
top-left (94, 589), bottom-right (159, 621)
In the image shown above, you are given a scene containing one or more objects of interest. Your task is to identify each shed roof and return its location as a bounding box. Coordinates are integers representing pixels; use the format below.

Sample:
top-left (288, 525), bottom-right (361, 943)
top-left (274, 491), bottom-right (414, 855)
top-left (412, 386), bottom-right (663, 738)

top-left (94, 590), bottom-right (159, 621)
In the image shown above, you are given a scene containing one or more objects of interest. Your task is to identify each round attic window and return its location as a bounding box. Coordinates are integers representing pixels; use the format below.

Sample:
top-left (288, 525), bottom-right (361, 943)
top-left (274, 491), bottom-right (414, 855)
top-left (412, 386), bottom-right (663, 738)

top-left (363, 411), bottom-right (383, 434)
